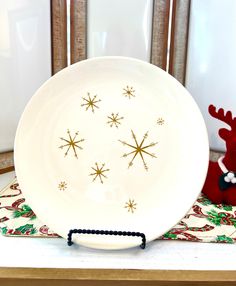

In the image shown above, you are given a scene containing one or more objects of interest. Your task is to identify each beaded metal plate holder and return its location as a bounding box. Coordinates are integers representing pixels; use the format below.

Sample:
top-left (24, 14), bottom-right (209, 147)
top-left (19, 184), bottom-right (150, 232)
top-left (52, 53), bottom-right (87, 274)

top-left (67, 229), bottom-right (146, 249)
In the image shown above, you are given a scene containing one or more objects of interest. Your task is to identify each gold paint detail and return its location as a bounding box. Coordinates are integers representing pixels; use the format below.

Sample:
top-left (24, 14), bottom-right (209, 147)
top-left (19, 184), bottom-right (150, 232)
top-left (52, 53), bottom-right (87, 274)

top-left (157, 118), bottom-right (165, 125)
top-left (119, 130), bottom-right (157, 171)
top-left (107, 113), bottom-right (124, 128)
top-left (81, 92), bottom-right (101, 113)
top-left (89, 162), bottom-right (110, 184)
top-left (59, 130), bottom-right (85, 158)
top-left (124, 199), bottom-right (137, 213)
top-left (58, 181), bottom-right (67, 191)
top-left (123, 86), bottom-right (135, 99)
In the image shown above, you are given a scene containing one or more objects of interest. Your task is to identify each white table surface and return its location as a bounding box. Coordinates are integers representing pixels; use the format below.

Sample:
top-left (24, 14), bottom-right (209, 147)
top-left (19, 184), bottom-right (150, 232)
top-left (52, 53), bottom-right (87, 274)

top-left (0, 172), bottom-right (236, 270)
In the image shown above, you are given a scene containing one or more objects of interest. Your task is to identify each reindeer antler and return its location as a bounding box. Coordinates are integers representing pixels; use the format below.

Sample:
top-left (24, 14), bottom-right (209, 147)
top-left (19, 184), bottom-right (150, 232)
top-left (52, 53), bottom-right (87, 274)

top-left (209, 104), bottom-right (236, 130)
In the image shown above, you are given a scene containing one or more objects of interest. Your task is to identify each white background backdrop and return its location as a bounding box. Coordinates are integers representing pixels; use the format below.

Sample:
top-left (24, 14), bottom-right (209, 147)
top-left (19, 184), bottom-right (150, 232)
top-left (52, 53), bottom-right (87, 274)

top-left (0, 0), bottom-right (51, 152)
top-left (186, 0), bottom-right (236, 152)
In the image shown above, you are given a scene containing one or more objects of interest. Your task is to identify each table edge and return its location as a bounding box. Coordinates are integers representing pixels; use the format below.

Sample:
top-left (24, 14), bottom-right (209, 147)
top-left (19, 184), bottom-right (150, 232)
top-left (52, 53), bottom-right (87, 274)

top-left (0, 268), bottom-right (236, 282)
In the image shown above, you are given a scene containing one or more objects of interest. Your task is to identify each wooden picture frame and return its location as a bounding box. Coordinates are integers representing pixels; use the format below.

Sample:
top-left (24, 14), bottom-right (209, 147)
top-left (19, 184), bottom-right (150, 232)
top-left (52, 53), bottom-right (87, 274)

top-left (0, 0), bottom-right (220, 174)
top-left (0, 152), bottom-right (14, 174)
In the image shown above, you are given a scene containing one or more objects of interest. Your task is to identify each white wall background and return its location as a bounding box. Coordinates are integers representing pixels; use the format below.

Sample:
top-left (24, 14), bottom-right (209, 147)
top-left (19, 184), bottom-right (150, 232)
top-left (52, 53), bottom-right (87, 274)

top-left (186, 0), bottom-right (236, 152)
top-left (87, 0), bottom-right (153, 61)
top-left (0, 0), bottom-right (51, 152)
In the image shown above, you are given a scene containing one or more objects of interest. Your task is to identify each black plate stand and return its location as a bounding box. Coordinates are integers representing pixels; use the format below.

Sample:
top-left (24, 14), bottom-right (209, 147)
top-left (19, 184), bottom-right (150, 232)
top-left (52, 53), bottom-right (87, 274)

top-left (67, 229), bottom-right (146, 249)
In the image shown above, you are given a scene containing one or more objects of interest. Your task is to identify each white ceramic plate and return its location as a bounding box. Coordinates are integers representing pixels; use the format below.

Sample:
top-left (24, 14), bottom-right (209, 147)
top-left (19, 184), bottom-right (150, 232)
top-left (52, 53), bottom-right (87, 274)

top-left (14, 57), bottom-right (209, 250)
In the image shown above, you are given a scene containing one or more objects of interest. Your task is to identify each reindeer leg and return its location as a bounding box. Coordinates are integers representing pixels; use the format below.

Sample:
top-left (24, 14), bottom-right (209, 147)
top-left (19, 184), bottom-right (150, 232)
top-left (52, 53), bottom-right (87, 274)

top-left (202, 161), bottom-right (223, 204)
top-left (223, 187), bottom-right (236, 205)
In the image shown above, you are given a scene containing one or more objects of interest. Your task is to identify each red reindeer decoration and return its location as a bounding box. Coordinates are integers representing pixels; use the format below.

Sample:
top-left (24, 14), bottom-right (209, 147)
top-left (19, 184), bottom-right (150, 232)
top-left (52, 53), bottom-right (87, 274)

top-left (202, 105), bottom-right (236, 205)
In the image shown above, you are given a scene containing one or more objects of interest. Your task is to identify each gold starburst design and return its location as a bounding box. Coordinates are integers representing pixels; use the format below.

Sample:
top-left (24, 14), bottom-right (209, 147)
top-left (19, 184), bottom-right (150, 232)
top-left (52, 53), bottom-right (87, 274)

top-left (119, 130), bottom-right (157, 171)
top-left (89, 163), bottom-right (110, 184)
top-left (123, 86), bottom-right (135, 99)
top-left (124, 199), bottom-right (137, 213)
top-left (107, 112), bottom-right (124, 128)
top-left (81, 92), bottom-right (101, 113)
top-left (58, 181), bottom-right (67, 191)
top-left (157, 118), bottom-right (165, 125)
top-left (59, 130), bottom-right (85, 158)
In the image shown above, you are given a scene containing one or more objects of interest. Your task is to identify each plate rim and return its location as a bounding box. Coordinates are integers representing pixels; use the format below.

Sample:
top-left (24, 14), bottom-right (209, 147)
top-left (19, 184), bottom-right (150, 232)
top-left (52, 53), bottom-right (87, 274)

top-left (14, 56), bottom-right (209, 250)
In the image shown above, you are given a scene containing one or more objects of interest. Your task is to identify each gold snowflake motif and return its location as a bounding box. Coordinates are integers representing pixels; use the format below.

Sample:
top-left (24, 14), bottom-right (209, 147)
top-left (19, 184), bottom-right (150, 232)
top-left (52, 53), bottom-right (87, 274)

top-left (81, 92), bottom-right (101, 113)
top-left (89, 163), bottom-right (110, 184)
top-left (59, 130), bottom-right (85, 158)
top-left (123, 86), bottom-right (135, 99)
top-left (107, 112), bottom-right (124, 128)
top-left (58, 181), bottom-right (67, 191)
top-left (124, 199), bottom-right (137, 213)
top-left (119, 130), bottom-right (157, 171)
top-left (157, 118), bottom-right (165, 125)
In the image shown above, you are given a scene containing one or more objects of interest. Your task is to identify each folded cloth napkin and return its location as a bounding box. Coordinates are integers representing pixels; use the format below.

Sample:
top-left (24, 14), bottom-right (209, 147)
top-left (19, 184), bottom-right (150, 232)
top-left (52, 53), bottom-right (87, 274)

top-left (1, 179), bottom-right (236, 243)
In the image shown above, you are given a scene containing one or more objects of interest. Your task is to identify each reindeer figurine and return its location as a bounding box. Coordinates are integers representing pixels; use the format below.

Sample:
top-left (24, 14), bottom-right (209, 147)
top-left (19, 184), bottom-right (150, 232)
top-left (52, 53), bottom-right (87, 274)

top-left (202, 105), bottom-right (236, 205)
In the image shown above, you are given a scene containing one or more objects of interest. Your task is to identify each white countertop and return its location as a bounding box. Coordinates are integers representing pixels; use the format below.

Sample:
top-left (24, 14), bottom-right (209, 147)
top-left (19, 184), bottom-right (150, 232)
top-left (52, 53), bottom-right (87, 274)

top-left (0, 172), bottom-right (236, 270)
